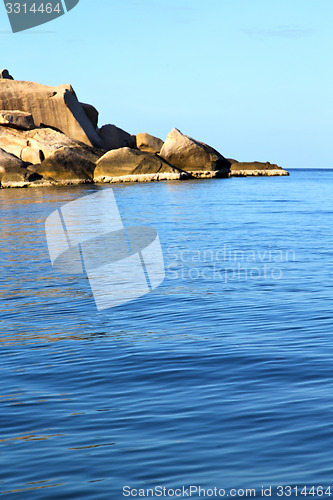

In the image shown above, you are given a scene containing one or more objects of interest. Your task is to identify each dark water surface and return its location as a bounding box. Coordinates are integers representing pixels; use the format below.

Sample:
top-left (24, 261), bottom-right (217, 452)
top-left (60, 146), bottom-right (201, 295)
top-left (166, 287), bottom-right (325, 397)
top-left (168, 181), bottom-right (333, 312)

top-left (1, 170), bottom-right (333, 499)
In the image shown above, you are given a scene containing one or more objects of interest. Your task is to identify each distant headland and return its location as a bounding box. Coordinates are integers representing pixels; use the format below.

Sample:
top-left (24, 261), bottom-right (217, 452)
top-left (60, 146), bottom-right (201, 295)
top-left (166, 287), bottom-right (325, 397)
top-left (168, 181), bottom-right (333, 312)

top-left (0, 69), bottom-right (289, 188)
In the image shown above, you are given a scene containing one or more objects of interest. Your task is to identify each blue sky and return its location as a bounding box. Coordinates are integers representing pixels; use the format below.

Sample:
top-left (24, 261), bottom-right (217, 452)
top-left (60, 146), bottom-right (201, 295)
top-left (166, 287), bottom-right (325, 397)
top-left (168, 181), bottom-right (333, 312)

top-left (1, 0), bottom-right (333, 168)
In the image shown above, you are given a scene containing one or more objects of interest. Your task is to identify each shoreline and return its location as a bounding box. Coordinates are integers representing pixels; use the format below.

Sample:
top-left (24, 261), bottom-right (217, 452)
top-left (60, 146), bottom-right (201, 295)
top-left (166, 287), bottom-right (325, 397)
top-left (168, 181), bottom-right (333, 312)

top-left (0, 168), bottom-right (290, 189)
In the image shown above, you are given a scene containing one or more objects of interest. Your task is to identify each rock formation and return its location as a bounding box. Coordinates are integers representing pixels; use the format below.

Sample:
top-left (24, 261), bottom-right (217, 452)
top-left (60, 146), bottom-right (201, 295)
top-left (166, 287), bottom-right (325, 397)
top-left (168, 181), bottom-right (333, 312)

top-left (98, 124), bottom-right (136, 150)
top-left (0, 110), bottom-right (35, 130)
top-left (230, 161), bottom-right (289, 176)
top-left (160, 128), bottom-right (231, 177)
top-left (0, 125), bottom-right (101, 161)
top-left (0, 147), bottom-right (41, 188)
top-left (0, 79), bottom-right (103, 147)
top-left (94, 147), bottom-right (188, 183)
top-left (0, 146), bottom-right (29, 169)
top-left (31, 147), bottom-right (96, 184)
top-left (0, 71), bottom-right (289, 188)
top-left (136, 133), bottom-right (164, 153)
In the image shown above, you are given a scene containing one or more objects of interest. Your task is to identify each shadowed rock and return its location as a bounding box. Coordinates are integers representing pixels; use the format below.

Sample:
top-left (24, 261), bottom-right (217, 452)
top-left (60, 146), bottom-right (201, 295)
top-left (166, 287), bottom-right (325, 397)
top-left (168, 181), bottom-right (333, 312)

top-left (98, 124), bottom-right (136, 150)
top-left (159, 128), bottom-right (231, 177)
top-left (31, 147), bottom-right (96, 184)
top-left (0, 147), bottom-right (42, 188)
top-left (94, 147), bottom-right (188, 183)
top-left (0, 147), bottom-right (29, 168)
top-left (0, 79), bottom-right (104, 147)
top-left (136, 133), bottom-right (163, 153)
top-left (0, 110), bottom-right (36, 130)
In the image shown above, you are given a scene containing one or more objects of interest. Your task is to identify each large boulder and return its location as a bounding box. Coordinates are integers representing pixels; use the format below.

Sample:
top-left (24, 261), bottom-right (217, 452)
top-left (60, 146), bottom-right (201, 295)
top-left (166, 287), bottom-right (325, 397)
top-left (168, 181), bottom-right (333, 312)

top-left (0, 147), bottom-right (29, 169)
top-left (30, 147), bottom-right (96, 184)
top-left (136, 133), bottom-right (163, 153)
top-left (0, 79), bottom-right (104, 147)
top-left (230, 161), bottom-right (289, 176)
top-left (0, 147), bottom-right (41, 188)
top-left (24, 128), bottom-right (102, 160)
top-left (0, 126), bottom-right (103, 164)
top-left (94, 147), bottom-right (188, 183)
top-left (98, 124), bottom-right (136, 150)
top-left (159, 128), bottom-right (231, 177)
top-left (0, 110), bottom-right (36, 130)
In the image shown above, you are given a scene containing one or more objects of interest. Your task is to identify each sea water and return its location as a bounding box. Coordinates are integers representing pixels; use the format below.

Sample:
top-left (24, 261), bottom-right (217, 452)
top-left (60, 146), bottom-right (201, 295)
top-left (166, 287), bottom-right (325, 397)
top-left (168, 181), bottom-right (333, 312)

top-left (0, 170), bottom-right (333, 499)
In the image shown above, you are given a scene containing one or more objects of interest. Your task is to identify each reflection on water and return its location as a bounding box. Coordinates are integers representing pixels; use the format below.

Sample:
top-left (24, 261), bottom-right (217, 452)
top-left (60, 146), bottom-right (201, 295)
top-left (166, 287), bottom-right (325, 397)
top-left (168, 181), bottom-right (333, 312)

top-left (1, 172), bottom-right (333, 497)
top-left (0, 431), bottom-right (67, 443)
top-left (0, 482), bottom-right (65, 496)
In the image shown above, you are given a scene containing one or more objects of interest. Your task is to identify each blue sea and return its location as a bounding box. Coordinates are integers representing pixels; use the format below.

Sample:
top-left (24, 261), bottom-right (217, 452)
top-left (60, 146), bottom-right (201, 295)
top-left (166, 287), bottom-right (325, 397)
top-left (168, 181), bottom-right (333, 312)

top-left (1, 169), bottom-right (333, 499)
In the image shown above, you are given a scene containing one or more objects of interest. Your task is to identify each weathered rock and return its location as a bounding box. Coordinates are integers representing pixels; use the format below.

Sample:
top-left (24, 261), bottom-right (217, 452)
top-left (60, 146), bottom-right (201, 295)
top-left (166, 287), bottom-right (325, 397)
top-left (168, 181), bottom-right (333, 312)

top-left (21, 146), bottom-right (45, 164)
top-left (0, 168), bottom-right (42, 187)
top-left (0, 69), bottom-right (13, 80)
top-left (136, 133), bottom-right (164, 153)
top-left (0, 126), bottom-right (104, 164)
top-left (0, 110), bottom-right (36, 130)
top-left (94, 147), bottom-right (188, 183)
top-left (0, 167), bottom-right (42, 187)
top-left (0, 147), bottom-right (42, 188)
top-left (98, 124), bottom-right (136, 150)
top-left (25, 128), bottom-right (100, 160)
top-left (0, 126), bottom-right (26, 158)
top-left (31, 147), bottom-right (96, 184)
top-left (230, 161), bottom-right (289, 176)
top-left (81, 102), bottom-right (99, 129)
top-left (0, 79), bottom-right (103, 147)
top-left (0, 147), bottom-right (29, 169)
top-left (0, 126), bottom-right (75, 159)
top-left (159, 128), bottom-right (231, 177)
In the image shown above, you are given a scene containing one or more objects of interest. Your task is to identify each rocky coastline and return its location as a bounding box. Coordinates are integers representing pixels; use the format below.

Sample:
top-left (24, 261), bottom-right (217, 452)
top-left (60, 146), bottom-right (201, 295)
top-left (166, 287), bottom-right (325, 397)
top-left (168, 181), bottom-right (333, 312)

top-left (0, 69), bottom-right (289, 189)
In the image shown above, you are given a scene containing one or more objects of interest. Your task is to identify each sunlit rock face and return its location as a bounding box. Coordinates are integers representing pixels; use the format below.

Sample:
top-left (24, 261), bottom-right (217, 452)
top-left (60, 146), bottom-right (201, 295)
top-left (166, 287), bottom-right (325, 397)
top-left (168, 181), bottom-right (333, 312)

top-left (160, 128), bottom-right (231, 177)
top-left (0, 79), bottom-right (103, 147)
top-left (94, 147), bottom-right (188, 183)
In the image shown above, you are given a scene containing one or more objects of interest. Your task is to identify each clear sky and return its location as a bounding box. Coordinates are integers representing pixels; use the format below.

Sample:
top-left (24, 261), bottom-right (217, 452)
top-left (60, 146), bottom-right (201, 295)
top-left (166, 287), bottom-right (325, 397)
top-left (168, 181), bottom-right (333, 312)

top-left (1, 0), bottom-right (333, 168)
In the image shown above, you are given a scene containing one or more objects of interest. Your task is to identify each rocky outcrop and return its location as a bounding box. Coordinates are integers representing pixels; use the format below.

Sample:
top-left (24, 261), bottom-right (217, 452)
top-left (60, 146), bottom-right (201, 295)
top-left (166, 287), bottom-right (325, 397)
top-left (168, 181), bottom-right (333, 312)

top-left (0, 72), bottom-right (289, 188)
top-left (0, 147), bottom-right (42, 188)
top-left (136, 133), bottom-right (164, 153)
top-left (30, 147), bottom-right (96, 184)
top-left (0, 110), bottom-right (35, 130)
top-left (230, 161), bottom-right (289, 177)
top-left (0, 126), bottom-right (102, 163)
top-left (98, 124), bottom-right (135, 150)
top-left (24, 128), bottom-right (102, 160)
top-left (160, 128), bottom-right (231, 177)
top-left (0, 79), bottom-right (103, 147)
top-left (94, 147), bottom-right (188, 183)
top-left (0, 69), bottom-right (13, 80)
